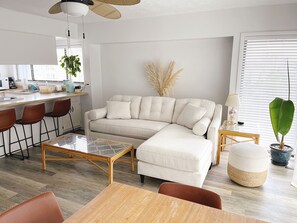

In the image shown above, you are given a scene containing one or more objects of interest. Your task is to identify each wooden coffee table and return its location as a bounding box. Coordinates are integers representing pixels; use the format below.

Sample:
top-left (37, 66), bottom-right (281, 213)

top-left (41, 133), bottom-right (134, 184)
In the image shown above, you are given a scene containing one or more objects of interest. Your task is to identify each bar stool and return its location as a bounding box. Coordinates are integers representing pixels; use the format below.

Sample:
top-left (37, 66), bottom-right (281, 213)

top-left (16, 103), bottom-right (49, 158)
top-left (0, 108), bottom-right (24, 159)
top-left (45, 98), bottom-right (74, 137)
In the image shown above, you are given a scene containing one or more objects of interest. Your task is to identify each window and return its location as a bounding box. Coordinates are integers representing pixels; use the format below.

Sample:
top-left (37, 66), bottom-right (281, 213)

top-left (238, 33), bottom-right (297, 149)
top-left (15, 46), bottom-right (84, 82)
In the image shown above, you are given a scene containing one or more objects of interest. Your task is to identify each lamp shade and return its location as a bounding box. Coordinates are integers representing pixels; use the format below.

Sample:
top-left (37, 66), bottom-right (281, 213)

top-left (61, 2), bottom-right (89, 17)
top-left (225, 94), bottom-right (240, 108)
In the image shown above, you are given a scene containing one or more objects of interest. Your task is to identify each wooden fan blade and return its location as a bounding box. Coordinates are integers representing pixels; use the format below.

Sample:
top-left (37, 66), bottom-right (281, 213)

top-left (90, 2), bottom-right (121, 19)
top-left (49, 2), bottom-right (62, 14)
top-left (94, 0), bottom-right (140, 6)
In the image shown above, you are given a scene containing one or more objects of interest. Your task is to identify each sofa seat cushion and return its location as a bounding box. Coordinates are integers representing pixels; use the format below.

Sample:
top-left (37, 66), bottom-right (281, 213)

top-left (89, 119), bottom-right (169, 140)
top-left (137, 124), bottom-right (212, 172)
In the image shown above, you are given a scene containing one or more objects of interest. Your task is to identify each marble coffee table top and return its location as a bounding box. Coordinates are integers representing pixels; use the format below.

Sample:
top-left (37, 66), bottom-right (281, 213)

top-left (43, 133), bottom-right (132, 157)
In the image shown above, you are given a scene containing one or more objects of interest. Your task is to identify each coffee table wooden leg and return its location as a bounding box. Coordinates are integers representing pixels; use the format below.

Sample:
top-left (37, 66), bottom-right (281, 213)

top-left (131, 146), bottom-right (135, 173)
top-left (108, 161), bottom-right (114, 184)
top-left (41, 144), bottom-right (46, 170)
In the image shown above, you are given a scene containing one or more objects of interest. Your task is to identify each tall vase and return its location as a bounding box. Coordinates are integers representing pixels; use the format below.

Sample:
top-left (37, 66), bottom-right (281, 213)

top-left (64, 80), bottom-right (75, 93)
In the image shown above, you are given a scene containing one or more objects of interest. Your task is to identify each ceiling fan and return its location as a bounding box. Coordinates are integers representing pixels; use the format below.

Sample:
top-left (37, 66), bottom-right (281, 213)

top-left (49, 0), bottom-right (140, 19)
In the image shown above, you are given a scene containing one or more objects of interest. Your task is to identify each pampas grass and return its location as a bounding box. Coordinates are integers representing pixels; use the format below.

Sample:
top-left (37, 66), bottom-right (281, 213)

top-left (145, 61), bottom-right (183, 96)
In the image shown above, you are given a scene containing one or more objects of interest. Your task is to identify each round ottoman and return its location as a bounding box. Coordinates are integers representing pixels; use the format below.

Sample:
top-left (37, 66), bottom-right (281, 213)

top-left (228, 143), bottom-right (270, 187)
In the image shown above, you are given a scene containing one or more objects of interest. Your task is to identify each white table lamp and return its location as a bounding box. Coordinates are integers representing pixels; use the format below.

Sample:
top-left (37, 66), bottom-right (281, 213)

top-left (225, 94), bottom-right (240, 125)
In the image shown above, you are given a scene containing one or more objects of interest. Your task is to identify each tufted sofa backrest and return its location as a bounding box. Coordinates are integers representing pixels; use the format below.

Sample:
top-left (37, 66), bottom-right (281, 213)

top-left (109, 95), bottom-right (142, 119)
top-left (172, 98), bottom-right (216, 123)
top-left (139, 96), bottom-right (176, 123)
top-left (108, 95), bottom-right (216, 124)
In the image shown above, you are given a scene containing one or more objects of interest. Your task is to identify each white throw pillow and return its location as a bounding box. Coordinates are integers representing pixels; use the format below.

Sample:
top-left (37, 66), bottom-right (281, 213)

top-left (176, 104), bottom-right (206, 129)
top-left (193, 117), bottom-right (211, 136)
top-left (107, 101), bottom-right (131, 119)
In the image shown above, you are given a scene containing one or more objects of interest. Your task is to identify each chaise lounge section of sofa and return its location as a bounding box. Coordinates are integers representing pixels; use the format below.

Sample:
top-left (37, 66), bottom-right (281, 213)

top-left (85, 95), bottom-right (222, 187)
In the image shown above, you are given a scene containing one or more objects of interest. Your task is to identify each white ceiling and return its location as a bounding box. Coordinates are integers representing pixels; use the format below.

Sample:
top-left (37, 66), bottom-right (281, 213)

top-left (0, 0), bottom-right (297, 23)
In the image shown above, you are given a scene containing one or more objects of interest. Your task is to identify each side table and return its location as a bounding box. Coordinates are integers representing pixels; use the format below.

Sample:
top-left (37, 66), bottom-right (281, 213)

top-left (217, 121), bottom-right (260, 164)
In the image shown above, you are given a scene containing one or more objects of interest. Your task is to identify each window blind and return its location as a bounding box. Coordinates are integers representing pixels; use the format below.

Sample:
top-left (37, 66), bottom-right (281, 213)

top-left (0, 29), bottom-right (57, 65)
top-left (239, 34), bottom-right (297, 150)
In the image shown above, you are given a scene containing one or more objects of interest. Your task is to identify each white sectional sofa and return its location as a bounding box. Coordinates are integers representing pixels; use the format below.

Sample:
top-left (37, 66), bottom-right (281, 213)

top-left (85, 95), bottom-right (222, 187)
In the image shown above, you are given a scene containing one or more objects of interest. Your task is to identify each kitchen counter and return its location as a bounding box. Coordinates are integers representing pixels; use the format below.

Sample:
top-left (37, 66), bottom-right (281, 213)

top-left (0, 91), bottom-right (87, 108)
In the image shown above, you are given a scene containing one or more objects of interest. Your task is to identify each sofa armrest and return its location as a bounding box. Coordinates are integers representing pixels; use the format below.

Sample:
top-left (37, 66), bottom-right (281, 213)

top-left (207, 104), bottom-right (222, 165)
top-left (84, 107), bottom-right (107, 136)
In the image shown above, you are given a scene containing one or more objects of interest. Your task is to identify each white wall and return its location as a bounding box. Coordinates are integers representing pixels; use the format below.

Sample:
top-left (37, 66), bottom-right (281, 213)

top-left (0, 7), bottom-right (77, 38)
top-left (82, 3), bottom-right (297, 114)
top-left (100, 38), bottom-right (232, 109)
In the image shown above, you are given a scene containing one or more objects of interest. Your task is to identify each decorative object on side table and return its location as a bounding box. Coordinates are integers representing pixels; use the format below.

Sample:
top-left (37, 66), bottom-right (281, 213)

top-left (225, 94), bottom-right (240, 125)
top-left (145, 61), bottom-right (183, 96)
top-left (60, 54), bottom-right (81, 93)
top-left (269, 61), bottom-right (295, 166)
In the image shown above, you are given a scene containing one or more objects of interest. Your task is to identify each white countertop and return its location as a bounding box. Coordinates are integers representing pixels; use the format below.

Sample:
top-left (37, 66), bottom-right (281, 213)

top-left (0, 90), bottom-right (87, 108)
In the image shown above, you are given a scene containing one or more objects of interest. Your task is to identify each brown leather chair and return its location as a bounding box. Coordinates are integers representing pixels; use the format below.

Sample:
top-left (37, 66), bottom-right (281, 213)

top-left (158, 182), bottom-right (222, 209)
top-left (0, 192), bottom-right (64, 223)
top-left (16, 103), bottom-right (49, 159)
top-left (45, 98), bottom-right (74, 136)
top-left (0, 108), bottom-right (22, 159)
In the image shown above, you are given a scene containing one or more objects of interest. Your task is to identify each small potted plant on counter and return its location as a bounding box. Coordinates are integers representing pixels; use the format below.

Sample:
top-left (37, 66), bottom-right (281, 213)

top-left (269, 61), bottom-right (295, 166)
top-left (60, 54), bottom-right (81, 93)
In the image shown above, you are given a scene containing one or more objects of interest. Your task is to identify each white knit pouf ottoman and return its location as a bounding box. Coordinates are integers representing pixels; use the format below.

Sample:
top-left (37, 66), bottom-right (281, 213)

top-left (228, 143), bottom-right (270, 187)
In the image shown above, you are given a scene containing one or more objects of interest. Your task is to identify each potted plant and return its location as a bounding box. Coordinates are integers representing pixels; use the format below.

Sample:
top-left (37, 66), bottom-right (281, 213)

top-left (60, 54), bottom-right (81, 93)
top-left (269, 61), bottom-right (295, 166)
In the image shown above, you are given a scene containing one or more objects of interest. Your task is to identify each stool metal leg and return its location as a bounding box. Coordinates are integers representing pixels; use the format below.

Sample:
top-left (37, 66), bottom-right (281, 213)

top-left (42, 119), bottom-right (50, 141)
top-left (9, 127), bottom-right (25, 160)
top-left (39, 121), bottom-right (42, 146)
top-left (1, 132), bottom-right (7, 157)
top-left (57, 117), bottom-right (60, 136)
top-left (52, 117), bottom-right (58, 137)
top-left (69, 113), bottom-right (74, 133)
top-left (31, 124), bottom-right (37, 147)
top-left (22, 124), bottom-right (30, 151)
top-left (13, 126), bottom-right (26, 158)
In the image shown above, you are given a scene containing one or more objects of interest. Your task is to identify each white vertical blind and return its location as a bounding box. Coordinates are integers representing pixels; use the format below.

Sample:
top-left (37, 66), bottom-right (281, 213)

top-left (239, 34), bottom-right (297, 149)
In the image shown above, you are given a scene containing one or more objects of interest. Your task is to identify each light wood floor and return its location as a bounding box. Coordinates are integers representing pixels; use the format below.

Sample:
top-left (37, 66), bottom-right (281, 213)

top-left (0, 146), bottom-right (296, 223)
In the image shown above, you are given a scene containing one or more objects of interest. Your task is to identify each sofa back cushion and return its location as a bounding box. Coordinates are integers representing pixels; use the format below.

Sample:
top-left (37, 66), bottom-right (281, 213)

top-left (176, 104), bottom-right (207, 129)
top-left (172, 99), bottom-right (215, 123)
top-left (139, 96), bottom-right (176, 123)
top-left (106, 101), bottom-right (131, 119)
top-left (109, 95), bottom-right (142, 119)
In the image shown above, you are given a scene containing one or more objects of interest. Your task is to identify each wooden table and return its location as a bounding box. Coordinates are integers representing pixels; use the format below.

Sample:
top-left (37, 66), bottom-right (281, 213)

top-left (41, 133), bottom-right (134, 184)
top-left (217, 121), bottom-right (260, 164)
top-left (64, 182), bottom-right (266, 223)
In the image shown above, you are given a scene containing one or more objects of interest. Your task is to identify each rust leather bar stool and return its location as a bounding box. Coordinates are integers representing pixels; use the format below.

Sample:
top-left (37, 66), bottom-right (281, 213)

top-left (0, 108), bottom-right (24, 159)
top-left (45, 98), bottom-right (74, 137)
top-left (15, 103), bottom-right (49, 158)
